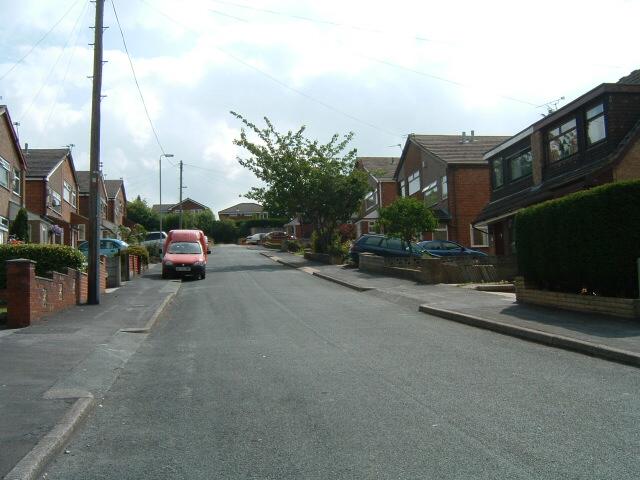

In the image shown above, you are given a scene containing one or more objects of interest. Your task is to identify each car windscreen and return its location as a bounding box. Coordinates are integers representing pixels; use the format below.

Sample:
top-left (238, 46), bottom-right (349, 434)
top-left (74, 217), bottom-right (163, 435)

top-left (167, 242), bottom-right (202, 254)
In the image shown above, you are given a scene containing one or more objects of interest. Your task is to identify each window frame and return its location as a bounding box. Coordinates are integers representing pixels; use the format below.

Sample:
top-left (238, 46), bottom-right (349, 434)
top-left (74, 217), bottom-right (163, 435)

top-left (491, 158), bottom-right (504, 190)
top-left (422, 180), bottom-right (438, 206)
top-left (547, 117), bottom-right (578, 163)
top-left (440, 175), bottom-right (448, 199)
top-left (585, 102), bottom-right (607, 147)
top-left (433, 222), bottom-right (448, 241)
top-left (506, 148), bottom-right (533, 182)
top-left (470, 225), bottom-right (489, 248)
top-left (12, 168), bottom-right (21, 196)
top-left (407, 170), bottom-right (421, 196)
top-left (0, 158), bottom-right (10, 189)
top-left (50, 189), bottom-right (62, 212)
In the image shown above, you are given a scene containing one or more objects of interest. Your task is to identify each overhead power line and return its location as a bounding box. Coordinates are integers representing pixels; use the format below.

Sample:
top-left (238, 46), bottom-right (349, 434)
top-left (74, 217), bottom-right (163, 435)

top-left (200, 1), bottom-right (540, 109)
top-left (139, 0), bottom-right (403, 139)
top-left (19, 0), bottom-right (90, 122)
top-left (0, 0), bottom-right (84, 82)
top-left (110, 0), bottom-right (174, 163)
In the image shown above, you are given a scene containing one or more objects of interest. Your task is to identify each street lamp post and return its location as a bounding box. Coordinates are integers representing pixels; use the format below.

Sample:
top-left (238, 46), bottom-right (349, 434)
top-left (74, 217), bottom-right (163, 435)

top-left (159, 153), bottom-right (174, 240)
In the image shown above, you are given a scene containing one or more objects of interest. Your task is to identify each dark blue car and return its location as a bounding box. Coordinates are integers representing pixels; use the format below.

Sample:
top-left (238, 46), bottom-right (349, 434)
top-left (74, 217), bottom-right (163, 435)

top-left (349, 234), bottom-right (431, 266)
top-left (416, 240), bottom-right (487, 258)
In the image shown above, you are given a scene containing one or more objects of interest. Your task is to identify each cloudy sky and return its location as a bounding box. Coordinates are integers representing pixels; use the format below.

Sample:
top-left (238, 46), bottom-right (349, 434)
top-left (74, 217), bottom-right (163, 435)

top-left (1, 0), bottom-right (638, 215)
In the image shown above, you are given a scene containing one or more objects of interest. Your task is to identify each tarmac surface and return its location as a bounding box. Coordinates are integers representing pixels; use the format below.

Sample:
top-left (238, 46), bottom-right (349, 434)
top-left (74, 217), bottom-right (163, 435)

top-left (43, 245), bottom-right (640, 479)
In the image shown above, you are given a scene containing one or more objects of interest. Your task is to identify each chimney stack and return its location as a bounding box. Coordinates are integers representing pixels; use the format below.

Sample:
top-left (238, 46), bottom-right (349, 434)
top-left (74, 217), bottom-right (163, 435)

top-left (471, 130), bottom-right (475, 142)
top-left (24, 142), bottom-right (28, 154)
top-left (461, 131), bottom-right (466, 144)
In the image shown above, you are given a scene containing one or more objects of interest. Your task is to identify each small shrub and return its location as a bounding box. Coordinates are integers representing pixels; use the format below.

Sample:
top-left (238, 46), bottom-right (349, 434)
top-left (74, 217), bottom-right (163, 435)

top-left (0, 244), bottom-right (85, 288)
top-left (122, 245), bottom-right (150, 265)
top-left (310, 231), bottom-right (321, 253)
top-left (327, 236), bottom-right (350, 259)
top-left (9, 208), bottom-right (29, 242)
top-left (287, 240), bottom-right (302, 252)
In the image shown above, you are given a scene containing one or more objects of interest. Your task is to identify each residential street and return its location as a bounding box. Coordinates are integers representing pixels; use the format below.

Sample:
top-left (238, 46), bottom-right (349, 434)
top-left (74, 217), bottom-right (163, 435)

top-left (47, 245), bottom-right (640, 479)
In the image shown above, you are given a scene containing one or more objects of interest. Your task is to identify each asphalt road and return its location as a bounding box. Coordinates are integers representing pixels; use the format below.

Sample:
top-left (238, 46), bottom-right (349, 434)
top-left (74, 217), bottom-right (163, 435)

top-left (47, 245), bottom-right (640, 479)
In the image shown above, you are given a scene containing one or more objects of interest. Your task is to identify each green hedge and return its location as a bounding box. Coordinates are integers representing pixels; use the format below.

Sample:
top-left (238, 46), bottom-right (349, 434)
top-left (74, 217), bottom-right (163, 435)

top-left (122, 245), bottom-right (150, 265)
top-left (515, 180), bottom-right (640, 298)
top-left (0, 244), bottom-right (85, 289)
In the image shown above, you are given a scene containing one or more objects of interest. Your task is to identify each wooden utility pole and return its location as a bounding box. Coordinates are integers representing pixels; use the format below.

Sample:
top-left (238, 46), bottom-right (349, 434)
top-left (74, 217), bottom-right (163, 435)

top-left (179, 160), bottom-right (184, 228)
top-left (88, 0), bottom-right (105, 304)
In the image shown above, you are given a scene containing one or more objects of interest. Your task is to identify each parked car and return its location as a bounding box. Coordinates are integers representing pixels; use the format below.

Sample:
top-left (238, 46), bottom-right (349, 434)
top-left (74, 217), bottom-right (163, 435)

top-left (349, 234), bottom-right (430, 266)
top-left (162, 229), bottom-right (211, 279)
top-left (140, 231), bottom-right (167, 254)
top-left (245, 233), bottom-right (266, 245)
top-left (416, 240), bottom-right (488, 258)
top-left (78, 238), bottom-right (129, 258)
top-left (263, 231), bottom-right (295, 245)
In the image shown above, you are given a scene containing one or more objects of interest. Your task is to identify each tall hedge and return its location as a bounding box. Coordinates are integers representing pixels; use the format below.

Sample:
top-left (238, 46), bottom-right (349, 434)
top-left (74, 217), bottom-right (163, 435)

top-left (0, 244), bottom-right (85, 288)
top-left (515, 180), bottom-right (640, 298)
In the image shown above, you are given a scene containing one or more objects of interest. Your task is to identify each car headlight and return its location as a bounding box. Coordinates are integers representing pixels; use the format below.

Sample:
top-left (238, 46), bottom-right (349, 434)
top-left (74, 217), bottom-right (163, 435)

top-left (164, 260), bottom-right (173, 266)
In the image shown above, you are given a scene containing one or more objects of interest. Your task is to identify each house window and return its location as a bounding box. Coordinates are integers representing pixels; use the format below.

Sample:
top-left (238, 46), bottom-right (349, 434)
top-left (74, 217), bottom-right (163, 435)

top-left (548, 118), bottom-right (578, 162)
top-left (433, 222), bottom-right (448, 241)
top-left (364, 191), bottom-right (377, 210)
top-left (407, 170), bottom-right (421, 195)
top-left (50, 190), bottom-right (62, 212)
top-left (0, 216), bottom-right (9, 244)
top-left (101, 199), bottom-right (107, 218)
top-left (441, 175), bottom-right (448, 199)
top-left (12, 169), bottom-right (21, 195)
top-left (586, 103), bottom-right (606, 146)
top-left (368, 221), bottom-right (377, 233)
top-left (78, 224), bottom-right (86, 241)
top-left (423, 180), bottom-right (438, 206)
top-left (401, 178), bottom-right (408, 197)
top-left (63, 181), bottom-right (76, 206)
top-left (0, 158), bottom-right (9, 189)
top-left (470, 225), bottom-right (489, 247)
top-left (42, 225), bottom-right (48, 244)
top-left (492, 159), bottom-right (504, 189)
top-left (508, 149), bottom-right (533, 181)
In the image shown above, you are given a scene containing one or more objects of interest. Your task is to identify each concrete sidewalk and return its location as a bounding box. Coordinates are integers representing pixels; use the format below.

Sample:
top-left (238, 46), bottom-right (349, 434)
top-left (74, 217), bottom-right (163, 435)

top-left (257, 247), bottom-right (640, 367)
top-left (0, 266), bottom-right (180, 479)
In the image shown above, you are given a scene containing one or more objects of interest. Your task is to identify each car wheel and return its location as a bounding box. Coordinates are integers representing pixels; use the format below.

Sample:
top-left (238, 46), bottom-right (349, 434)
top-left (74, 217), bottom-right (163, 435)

top-left (201, 271), bottom-right (206, 280)
top-left (162, 269), bottom-right (169, 279)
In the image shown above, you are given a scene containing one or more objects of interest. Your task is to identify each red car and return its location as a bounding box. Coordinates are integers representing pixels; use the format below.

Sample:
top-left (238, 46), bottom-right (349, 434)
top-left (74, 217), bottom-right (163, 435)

top-left (162, 229), bottom-right (211, 279)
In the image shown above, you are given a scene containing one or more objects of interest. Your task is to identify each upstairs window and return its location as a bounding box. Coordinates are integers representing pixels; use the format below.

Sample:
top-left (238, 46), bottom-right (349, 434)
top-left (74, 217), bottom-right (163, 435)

top-left (12, 169), bottom-right (21, 195)
top-left (548, 118), bottom-right (578, 162)
top-left (586, 103), bottom-right (606, 146)
top-left (423, 180), bottom-right (438, 206)
top-left (0, 158), bottom-right (9, 189)
top-left (407, 170), bottom-right (421, 195)
top-left (364, 191), bottom-right (377, 210)
top-left (63, 181), bottom-right (76, 206)
top-left (492, 159), bottom-right (504, 189)
top-left (440, 175), bottom-right (448, 199)
top-left (508, 149), bottom-right (533, 181)
top-left (50, 190), bottom-right (62, 211)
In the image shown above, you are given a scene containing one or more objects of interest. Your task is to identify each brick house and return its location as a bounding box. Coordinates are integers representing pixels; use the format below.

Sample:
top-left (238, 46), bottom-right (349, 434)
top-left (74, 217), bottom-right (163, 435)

top-left (152, 198), bottom-right (209, 216)
top-left (23, 148), bottom-right (85, 246)
top-left (353, 157), bottom-right (398, 237)
top-left (0, 106), bottom-right (27, 244)
top-left (105, 179), bottom-right (127, 227)
top-left (475, 72), bottom-right (640, 256)
top-left (76, 171), bottom-right (118, 240)
top-left (218, 202), bottom-right (266, 221)
top-left (394, 133), bottom-right (509, 250)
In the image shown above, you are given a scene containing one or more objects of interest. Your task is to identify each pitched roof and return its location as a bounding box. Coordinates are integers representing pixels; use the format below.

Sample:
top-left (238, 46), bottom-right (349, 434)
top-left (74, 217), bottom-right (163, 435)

top-left (618, 69), bottom-right (640, 85)
top-left (218, 202), bottom-right (263, 214)
top-left (104, 179), bottom-right (123, 198)
top-left (410, 134), bottom-right (511, 165)
top-left (22, 148), bottom-right (68, 178)
top-left (151, 203), bottom-right (174, 214)
top-left (357, 157), bottom-right (398, 179)
top-left (0, 106), bottom-right (27, 169)
top-left (167, 198), bottom-right (208, 211)
top-left (76, 171), bottom-right (90, 193)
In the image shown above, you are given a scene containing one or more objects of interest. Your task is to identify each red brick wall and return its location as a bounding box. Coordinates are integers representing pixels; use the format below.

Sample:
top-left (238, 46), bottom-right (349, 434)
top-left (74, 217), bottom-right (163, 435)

top-left (380, 181), bottom-right (398, 207)
top-left (450, 165), bottom-right (491, 250)
top-left (25, 181), bottom-right (46, 215)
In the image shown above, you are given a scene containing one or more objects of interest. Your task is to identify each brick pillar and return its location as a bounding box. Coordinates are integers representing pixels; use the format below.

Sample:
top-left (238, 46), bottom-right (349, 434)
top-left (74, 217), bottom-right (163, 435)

top-left (7, 259), bottom-right (36, 328)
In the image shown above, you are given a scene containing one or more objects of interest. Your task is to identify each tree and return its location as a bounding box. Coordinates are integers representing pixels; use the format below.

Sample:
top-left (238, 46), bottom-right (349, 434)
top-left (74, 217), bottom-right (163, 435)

top-left (378, 197), bottom-right (437, 253)
top-left (232, 112), bottom-right (369, 253)
top-left (126, 196), bottom-right (159, 231)
top-left (210, 220), bottom-right (239, 243)
top-left (9, 208), bottom-right (29, 242)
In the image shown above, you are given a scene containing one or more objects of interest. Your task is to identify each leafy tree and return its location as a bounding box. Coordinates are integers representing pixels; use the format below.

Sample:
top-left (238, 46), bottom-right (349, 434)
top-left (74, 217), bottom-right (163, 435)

top-left (232, 112), bottom-right (369, 253)
top-left (118, 224), bottom-right (147, 245)
top-left (126, 196), bottom-right (159, 231)
top-left (9, 208), bottom-right (29, 242)
top-left (210, 220), bottom-right (239, 243)
top-left (378, 197), bottom-right (437, 253)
